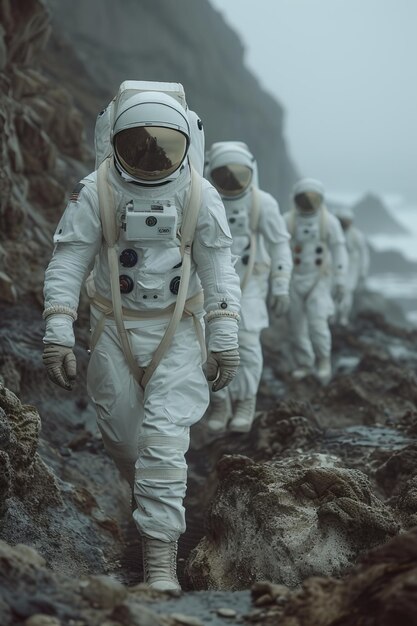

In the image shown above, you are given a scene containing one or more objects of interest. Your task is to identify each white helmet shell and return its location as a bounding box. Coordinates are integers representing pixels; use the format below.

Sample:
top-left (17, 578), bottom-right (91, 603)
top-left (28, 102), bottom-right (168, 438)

top-left (112, 91), bottom-right (191, 183)
top-left (205, 141), bottom-right (259, 197)
top-left (292, 177), bottom-right (325, 198)
top-left (112, 90), bottom-right (190, 140)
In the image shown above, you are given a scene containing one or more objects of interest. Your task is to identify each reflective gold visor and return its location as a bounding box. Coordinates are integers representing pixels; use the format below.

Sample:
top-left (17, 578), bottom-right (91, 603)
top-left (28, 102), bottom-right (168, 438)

top-left (294, 191), bottom-right (323, 213)
top-left (210, 164), bottom-right (252, 197)
top-left (114, 126), bottom-right (187, 181)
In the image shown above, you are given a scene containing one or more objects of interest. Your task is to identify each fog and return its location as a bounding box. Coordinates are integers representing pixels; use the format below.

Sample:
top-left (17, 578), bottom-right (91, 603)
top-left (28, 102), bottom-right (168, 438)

top-left (210, 0), bottom-right (417, 202)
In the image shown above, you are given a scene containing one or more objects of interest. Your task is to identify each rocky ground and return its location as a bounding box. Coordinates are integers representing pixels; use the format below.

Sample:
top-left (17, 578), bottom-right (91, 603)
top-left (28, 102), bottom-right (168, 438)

top-left (1, 300), bottom-right (417, 625)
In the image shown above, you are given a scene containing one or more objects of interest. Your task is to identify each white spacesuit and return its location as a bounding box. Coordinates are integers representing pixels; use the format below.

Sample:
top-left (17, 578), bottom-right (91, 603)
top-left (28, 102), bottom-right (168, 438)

top-left (333, 205), bottom-right (370, 325)
top-left (284, 178), bottom-right (348, 384)
top-left (204, 141), bottom-right (292, 432)
top-left (42, 83), bottom-right (241, 590)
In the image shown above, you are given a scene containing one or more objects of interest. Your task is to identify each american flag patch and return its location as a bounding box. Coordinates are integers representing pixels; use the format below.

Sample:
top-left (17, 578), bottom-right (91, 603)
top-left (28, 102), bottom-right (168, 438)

top-left (69, 182), bottom-right (85, 202)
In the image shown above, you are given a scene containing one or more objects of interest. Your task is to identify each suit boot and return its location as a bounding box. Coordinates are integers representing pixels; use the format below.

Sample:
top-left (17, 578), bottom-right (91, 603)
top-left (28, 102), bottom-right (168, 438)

top-left (229, 396), bottom-right (256, 433)
top-left (316, 356), bottom-right (332, 385)
top-left (207, 394), bottom-right (232, 433)
top-left (142, 537), bottom-right (181, 591)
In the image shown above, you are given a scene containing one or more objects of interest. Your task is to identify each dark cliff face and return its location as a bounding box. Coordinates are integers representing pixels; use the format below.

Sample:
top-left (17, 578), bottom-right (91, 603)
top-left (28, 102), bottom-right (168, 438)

top-left (0, 0), bottom-right (89, 306)
top-left (45, 0), bottom-right (297, 208)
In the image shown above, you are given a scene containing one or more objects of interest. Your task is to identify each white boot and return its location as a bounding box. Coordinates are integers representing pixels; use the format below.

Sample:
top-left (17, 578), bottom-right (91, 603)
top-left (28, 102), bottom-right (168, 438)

top-left (292, 367), bottom-right (312, 380)
top-left (207, 394), bottom-right (232, 433)
top-left (142, 537), bottom-right (181, 591)
top-left (316, 357), bottom-right (332, 385)
top-left (229, 396), bottom-right (256, 433)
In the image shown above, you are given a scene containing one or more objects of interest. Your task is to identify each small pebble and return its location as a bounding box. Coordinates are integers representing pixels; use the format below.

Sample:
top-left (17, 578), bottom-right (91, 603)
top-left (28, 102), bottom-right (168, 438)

top-left (217, 607), bottom-right (237, 618)
top-left (171, 614), bottom-right (204, 626)
top-left (25, 616), bottom-right (61, 626)
top-left (80, 575), bottom-right (127, 609)
top-left (254, 593), bottom-right (273, 607)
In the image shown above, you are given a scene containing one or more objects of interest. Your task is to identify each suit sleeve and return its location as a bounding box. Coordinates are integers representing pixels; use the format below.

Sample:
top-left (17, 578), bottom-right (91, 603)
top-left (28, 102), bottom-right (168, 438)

top-left (43, 179), bottom-right (102, 347)
top-left (258, 193), bottom-right (293, 296)
top-left (192, 181), bottom-right (241, 352)
top-left (327, 213), bottom-right (348, 287)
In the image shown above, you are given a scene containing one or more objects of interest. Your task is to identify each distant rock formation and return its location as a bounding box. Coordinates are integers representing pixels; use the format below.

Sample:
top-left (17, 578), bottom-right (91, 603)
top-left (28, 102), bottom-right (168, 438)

top-left (352, 193), bottom-right (407, 235)
top-left (368, 245), bottom-right (417, 275)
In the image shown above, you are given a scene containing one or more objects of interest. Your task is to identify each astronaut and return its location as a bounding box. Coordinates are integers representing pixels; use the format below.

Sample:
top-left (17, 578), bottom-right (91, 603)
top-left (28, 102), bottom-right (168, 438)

top-left (332, 205), bottom-right (369, 325)
top-left (42, 83), bottom-right (241, 590)
top-left (204, 141), bottom-right (292, 433)
top-left (284, 178), bottom-right (348, 384)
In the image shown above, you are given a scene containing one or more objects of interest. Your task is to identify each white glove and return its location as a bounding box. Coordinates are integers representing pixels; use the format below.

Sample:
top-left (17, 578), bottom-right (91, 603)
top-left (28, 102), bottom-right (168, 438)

top-left (333, 284), bottom-right (345, 304)
top-left (206, 349), bottom-right (240, 392)
top-left (42, 344), bottom-right (77, 391)
top-left (271, 294), bottom-right (290, 317)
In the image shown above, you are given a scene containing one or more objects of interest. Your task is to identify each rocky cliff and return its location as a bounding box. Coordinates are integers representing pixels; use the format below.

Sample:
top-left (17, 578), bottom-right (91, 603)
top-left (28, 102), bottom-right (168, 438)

top-left (0, 0), bottom-right (88, 306)
top-left (45, 0), bottom-right (297, 209)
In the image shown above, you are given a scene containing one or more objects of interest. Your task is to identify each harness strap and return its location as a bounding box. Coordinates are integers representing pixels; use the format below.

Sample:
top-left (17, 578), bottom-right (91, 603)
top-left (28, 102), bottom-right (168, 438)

top-left (240, 186), bottom-right (261, 293)
top-left (319, 204), bottom-right (329, 241)
top-left (97, 158), bottom-right (119, 245)
top-left (89, 290), bottom-right (204, 350)
top-left (96, 159), bottom-right (202, 388)
top-left (97, 159), bottom-right (144, 382)
top-left (141, 164), bottom-right (202, 388)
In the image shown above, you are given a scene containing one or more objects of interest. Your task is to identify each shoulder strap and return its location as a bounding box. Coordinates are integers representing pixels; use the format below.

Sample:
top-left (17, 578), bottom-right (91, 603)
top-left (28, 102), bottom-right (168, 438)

top-left (180, 164), bottom-right (202, 255)
top-left (240, 186), bottom-right (261, 293)
top-left (319, 204), bottom-right (329, 242)
top-left (96, 157), bottom-right (144, 383)
top-left (97, 157), bottom-right (119, 246)
top-left (141, 165), bottom-right (202, 387)
top-left (249, 186), bottom-right (261, 232)
top-left (96, 159), bottom-right (203, 388)
top-left (287, 205), bottom-right (297, 237)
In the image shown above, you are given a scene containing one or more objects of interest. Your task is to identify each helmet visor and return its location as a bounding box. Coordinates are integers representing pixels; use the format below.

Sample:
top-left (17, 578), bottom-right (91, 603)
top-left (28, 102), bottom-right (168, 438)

top-left (294, 191), bottom-right (323, 213)
top-left (210, 164), bottom-right (252, 197)
top-left (114, 126), bottom-right (187, 181)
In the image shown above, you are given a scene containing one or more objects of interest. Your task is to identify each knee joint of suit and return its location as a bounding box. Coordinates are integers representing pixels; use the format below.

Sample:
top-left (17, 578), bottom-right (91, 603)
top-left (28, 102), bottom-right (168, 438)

top-left (136, 434), bottom-right (189, 482)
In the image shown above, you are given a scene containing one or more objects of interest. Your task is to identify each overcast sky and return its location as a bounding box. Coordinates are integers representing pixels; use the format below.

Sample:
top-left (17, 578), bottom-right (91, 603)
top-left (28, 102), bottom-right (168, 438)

top-left (209, 0), bottom-right (417, 202)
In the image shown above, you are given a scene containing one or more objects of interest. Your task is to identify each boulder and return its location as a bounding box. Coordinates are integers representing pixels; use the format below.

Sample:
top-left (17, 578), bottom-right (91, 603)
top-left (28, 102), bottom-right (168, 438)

top-left (186, 454), bottom-right (399, 590)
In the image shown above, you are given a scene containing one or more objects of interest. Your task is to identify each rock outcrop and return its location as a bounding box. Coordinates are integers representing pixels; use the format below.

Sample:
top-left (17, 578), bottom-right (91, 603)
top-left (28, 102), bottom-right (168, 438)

top-left (0, 539), bottom-right (174, 626)
top-left (186, 453), bottom-right (398, 590)
top-left (0, 0), bottom-right (89, 307)
top-left (0, 383), bottom-right (127, 577)
top-left (249, 528), bottom-right (417, 626)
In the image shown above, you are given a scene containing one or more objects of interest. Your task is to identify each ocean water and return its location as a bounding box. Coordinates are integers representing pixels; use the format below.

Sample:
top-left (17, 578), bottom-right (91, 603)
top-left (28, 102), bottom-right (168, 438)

top-left (369, 199), bottom-right (417, 262)
top-left (328, 191), bottom-right (417, 325)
